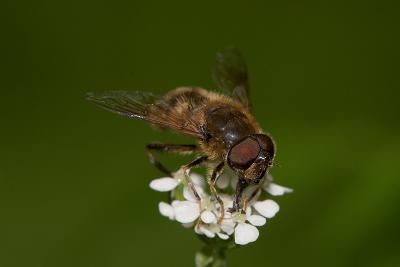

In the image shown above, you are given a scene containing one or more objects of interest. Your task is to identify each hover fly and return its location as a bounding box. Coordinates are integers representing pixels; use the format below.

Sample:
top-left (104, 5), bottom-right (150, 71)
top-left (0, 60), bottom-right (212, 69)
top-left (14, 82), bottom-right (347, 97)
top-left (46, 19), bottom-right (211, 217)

top-left (87, 48), bottom-right (275, 221)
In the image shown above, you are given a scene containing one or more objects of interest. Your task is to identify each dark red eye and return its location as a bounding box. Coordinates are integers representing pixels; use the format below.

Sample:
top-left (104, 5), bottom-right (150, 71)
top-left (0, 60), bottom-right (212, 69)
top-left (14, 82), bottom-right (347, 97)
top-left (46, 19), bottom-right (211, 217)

top-left (253, 134), bottom-right (275, 159)
top-left (228, 137), bottom-right (260, 170)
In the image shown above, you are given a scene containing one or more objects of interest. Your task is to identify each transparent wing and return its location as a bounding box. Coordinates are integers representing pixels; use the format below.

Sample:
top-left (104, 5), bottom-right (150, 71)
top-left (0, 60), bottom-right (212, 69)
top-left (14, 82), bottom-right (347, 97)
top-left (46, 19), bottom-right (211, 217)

top-left (212, 47), bottom-right (252, 111)
top-left (86, 90), bottom-right (203, 138)
top-left (86, 91), bottom-right (157, 119)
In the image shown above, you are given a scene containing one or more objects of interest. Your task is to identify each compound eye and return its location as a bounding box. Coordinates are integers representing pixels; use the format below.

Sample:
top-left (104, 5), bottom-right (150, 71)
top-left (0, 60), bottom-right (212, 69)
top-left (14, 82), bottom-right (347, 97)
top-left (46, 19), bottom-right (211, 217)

top-left (254, 134), bottom-right (276, 160)
top-left (228, 137), bottom-right (260, 170)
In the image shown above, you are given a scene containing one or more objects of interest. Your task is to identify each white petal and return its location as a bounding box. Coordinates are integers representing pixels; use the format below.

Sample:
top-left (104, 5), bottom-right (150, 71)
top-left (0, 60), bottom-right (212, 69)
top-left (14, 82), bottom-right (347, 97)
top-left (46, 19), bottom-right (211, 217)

top-left (220, 218), bottom-right (235, 235)
top-left (216, 172), bottom-right (230, 189)
top-left (217, 233), bottom-right (229, 240)
top-left (265, 183), bottom-right (293, 196)
top-left (245, 206), bottom-right (252, 217)
top-left (158, 202), bottom-right (174, 220)
top-left (190, 173), bottom-right (205, 188)
top-left (149, 177), bottom-right (179, 192)
top-left (234, 223), bottom-right (259, 245)
top-left (173, 201), bottom-right (200, 223)
top-left (183, 186), bottom-right (204, 202)
top-left (200, 210), bottom-right (217, 224)
top-left (171, 200), bottom-right (180, 207)
top-left (172, 169), bottom-right (185, 178)
top-left (253, 200), bottom-right (280, 218)
top-left (220, 194), bottom-right (233, 208)
top-left (200, 195), bottom-right (216, 211)
top-left (199, 225), bottom-right (216, 238)
top-left (194, 225), bottom-right (203, 235)
top-left (247, 215), bottom-right (266, 226)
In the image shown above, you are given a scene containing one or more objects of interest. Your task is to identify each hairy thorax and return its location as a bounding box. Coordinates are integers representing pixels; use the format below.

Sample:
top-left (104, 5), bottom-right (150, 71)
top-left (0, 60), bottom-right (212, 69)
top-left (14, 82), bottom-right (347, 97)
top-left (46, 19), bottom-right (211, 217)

top-left (150, 87), bottom-right (263, 161)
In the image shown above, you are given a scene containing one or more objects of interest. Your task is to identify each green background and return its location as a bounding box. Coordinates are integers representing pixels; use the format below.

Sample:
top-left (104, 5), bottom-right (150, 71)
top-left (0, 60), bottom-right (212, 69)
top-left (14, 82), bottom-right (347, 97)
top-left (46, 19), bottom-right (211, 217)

top-left (2, 0), bottom-right (399, 266)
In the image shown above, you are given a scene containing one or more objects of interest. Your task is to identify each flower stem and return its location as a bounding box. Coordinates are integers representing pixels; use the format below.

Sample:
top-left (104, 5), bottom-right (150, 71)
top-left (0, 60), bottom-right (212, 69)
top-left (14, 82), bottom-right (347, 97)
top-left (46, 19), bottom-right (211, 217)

top-left (195, 246), bottom-right (227, 267)
top-left (195, 236), bottom-right (236, 267)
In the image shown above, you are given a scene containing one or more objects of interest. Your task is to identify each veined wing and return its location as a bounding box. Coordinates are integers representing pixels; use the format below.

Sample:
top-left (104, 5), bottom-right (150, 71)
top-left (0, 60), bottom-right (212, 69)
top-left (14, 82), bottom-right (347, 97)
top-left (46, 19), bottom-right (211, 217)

top-left (212, 47), bottom-right (252, 111)
top-left (86, 90), bottom-right (203, 138)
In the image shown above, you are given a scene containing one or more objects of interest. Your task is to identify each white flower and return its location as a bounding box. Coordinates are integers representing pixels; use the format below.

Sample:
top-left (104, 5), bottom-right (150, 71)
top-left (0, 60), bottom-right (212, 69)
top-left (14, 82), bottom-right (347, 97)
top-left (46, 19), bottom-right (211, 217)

top-left (158, 202), bottom-right (175, 220)
top-left (152, 169), bottom-right (293, 246)
top-left (253, 199), bottom-right (280, 218)
top-left (194, 195), bottom-right (233, 239)
top-left (196, 224), bottom-right (221, 239)
top-left (229, 206), bottom-right (267, 245)
top-left (195, 196), bottom-right (277, 245)
top-left (150, 177), bottom-right (179, 192)
top-left (216, 171), bottom-right (293, 197)
top-left (218, 197), bottom-right (281, 245)
top-left (172, 200), bottom-right (200, 223)
top-left (235, 223), bottom-right (259, 245)
top-left (149, 170), bottom-right (204, 193)
top-left (173, 195), bottom-right (219, 224)
top-left (264, 183), bottom-right (293, 196)
top-left (263, 173), bottom-right (293, 196)
top-left (200, 210), bottom-right (216, 224)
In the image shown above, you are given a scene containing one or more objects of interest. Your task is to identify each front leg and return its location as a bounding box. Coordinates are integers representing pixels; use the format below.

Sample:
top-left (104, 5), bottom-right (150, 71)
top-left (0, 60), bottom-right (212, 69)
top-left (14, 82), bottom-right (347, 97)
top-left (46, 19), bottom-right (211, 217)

top-left (209, 162), bottom-right (225, 223)
top-left (242, 178), bottom-right (265, 212)
top-left (181, 156), bottom-right (208, 202)
top-left (230, 177), bottom-right (250, 213)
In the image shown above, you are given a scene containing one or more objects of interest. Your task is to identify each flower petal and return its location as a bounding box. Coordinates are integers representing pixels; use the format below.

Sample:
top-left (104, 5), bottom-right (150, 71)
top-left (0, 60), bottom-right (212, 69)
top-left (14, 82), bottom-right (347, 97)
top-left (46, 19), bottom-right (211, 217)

top-left (173, 201), bottom-right (200, 223)
top-left (199, 225), bottom-right (216, 238)
top-left (183, 186), bottom-right (204, 202)
top-left (200, 210), bottom-right (217, 224)
top-left (190, 173), bottom-right (205, 188)
top-left (247, 215), bottom-right (266, 226)
top-left (217, 233), bottom-right (229, 240)
top-left (220, 194), bottom-right (233, 208)
top-left (264, 183), bottom-right (293, 196)
top-left (253, 200), bottom-right (280, 218)
top-left (194, 225), bottom-right (202, 235)
top-left (245, 206), bottom-right (252, 217)
top-left (234, 223), bottom-right (259, 245)
top-left (158, 202), bottom-right (174, 220)
top-left (221, 218), bottom-right (235, 235)
top-left (149, 177), bottom-right (179, 192)
top-left (216, 172), bottom-right (230, 189)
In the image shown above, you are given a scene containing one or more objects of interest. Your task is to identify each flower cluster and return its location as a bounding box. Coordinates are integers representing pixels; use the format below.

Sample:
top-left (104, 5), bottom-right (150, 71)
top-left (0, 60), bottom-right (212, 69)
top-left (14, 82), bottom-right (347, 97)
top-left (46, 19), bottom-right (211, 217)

top-left (150, 169), bottom-right (292, 245)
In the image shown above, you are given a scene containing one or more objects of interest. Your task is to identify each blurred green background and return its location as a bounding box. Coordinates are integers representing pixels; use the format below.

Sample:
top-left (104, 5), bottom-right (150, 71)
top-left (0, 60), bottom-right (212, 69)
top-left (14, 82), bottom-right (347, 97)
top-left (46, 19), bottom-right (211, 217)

top-left (2, 0), bottom-right (399, 266)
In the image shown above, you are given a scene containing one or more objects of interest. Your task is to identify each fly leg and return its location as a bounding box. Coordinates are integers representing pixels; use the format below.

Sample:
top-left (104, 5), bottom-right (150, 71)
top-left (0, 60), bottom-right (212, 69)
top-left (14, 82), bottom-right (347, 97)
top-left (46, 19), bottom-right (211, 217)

top-left (229, 177), bottom-right (250, 213)
top-left (209, 162), bottom-right (225, 224)
top-left (181, 156), bottom-right (208, 203)
top-left (146, 143), bottom-right (197, 176)
top-left (242, 182), bottom-right (264, 212)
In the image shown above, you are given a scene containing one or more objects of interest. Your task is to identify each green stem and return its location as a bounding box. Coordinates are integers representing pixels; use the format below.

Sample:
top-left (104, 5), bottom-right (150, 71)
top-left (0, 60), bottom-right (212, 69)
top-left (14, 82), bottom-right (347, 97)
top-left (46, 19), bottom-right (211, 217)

top-left (195, 236), bottom-right (236, 267)
top-left (195, 246), bottom-right (227, 267)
